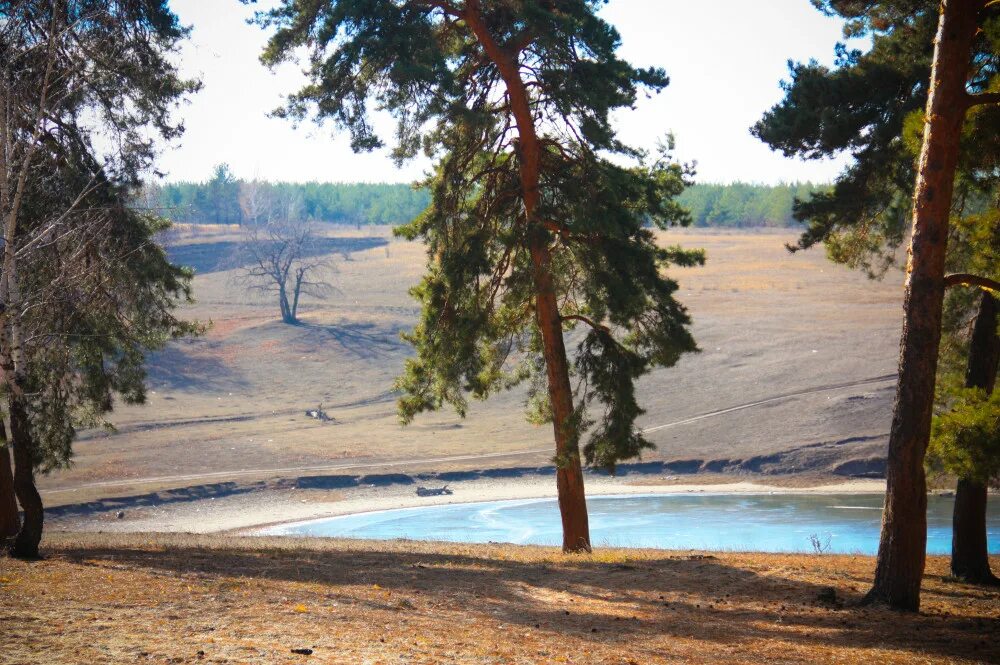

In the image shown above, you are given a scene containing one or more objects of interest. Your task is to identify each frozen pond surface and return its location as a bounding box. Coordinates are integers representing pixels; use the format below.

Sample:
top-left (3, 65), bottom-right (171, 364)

top-left (264, 494), bottom-right (1000, 555)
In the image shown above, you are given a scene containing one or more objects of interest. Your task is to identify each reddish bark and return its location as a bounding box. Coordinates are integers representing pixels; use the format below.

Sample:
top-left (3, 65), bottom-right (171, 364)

top-left (865, 0), bottom-right (982, 611)
top-left (463, 1), bottom-right (591, 552)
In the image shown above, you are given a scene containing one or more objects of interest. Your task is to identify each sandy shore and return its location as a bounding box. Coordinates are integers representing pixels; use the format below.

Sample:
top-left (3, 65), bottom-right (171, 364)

top-left (47, 474), bottom-right (888, 536)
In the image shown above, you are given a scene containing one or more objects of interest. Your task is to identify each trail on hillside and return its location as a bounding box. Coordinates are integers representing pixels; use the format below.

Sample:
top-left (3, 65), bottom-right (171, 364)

top-left (75, 390), bottom-right (399, 440)
top-left (47, 373), bottom-right (896, 495)
top-left (641, 373), bottom-right (896, 434)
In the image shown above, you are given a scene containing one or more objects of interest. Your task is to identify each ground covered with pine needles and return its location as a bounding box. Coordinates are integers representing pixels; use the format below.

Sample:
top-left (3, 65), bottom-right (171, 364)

top-left (1, 533), bottom-right (998, 664)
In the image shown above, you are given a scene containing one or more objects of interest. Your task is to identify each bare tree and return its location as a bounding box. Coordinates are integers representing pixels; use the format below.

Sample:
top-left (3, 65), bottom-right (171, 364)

top-left (235, 215), bottom-right (334, 324)
top-left (238, 178), bottom-right (270, 227)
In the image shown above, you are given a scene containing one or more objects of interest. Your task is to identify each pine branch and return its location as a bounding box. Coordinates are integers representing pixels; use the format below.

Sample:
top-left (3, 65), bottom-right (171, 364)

top-left (944, 273), bottom-right (1000, 291)
top-left (965, 91), bottom-right (1000, 108)
top-left (560, 314), bottom-right (610, 334)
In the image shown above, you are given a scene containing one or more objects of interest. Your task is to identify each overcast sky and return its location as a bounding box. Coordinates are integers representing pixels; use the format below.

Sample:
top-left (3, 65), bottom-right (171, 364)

top-left (159, 0), bottom-right (857, 185)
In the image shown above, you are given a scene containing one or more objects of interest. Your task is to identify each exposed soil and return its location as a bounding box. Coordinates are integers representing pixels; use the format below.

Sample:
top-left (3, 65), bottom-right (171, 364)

top-left (40, 228), bottom-right (904, 507)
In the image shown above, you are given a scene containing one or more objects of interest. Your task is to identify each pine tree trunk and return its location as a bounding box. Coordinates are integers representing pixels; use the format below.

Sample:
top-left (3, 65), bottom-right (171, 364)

top-left (464, 1), bottom-right (591, 552)
top-left (0, 441), bottom-right (18, 542)
top-left (964, 292), bottom-right (999, 393)
top-left (951, 291), bottom-right (999, 584)
top-left (9, 395), bottom-right (42, 559)
top-left (530, 234), bottom-right (591, 552)
top-left (865, 0), bottom-right (980, 611)
top-left (952, 479), bottom-right (998, 584)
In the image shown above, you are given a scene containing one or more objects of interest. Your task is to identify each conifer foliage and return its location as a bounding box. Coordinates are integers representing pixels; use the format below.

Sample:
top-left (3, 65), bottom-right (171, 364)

top-left (256, 0), bottom-right (702, 551)
top-left (0, 0), bottom-right (200, 558)
top-left (755, 0), bottom-right (1000, 609)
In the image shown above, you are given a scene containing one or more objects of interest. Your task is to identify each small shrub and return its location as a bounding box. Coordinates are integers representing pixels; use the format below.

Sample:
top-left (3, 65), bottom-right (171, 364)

top-left (808, 533), bottom-right (832, 554)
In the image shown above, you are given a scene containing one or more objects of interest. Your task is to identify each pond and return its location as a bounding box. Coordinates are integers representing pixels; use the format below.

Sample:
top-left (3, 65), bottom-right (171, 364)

top-left (263, 493), bottom-right (1000, 555)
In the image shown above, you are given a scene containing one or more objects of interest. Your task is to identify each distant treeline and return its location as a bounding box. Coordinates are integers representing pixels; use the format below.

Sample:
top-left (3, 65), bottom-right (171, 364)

top-left (147, 165), bottom-right (431, 226)
top-left (678, 182), bottom-right (824, 228)
top-left (147, 166), bottom-right (825, 228)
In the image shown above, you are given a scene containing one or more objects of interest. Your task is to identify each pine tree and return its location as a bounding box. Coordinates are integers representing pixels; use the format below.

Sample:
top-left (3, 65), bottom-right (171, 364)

top-left (205, 164), bottom-right (242, 224)
top-left (754, 0), bottom-right (1000, 609)
top-left (0, 0), bottom-right (200, 558)
top-left (929, 211), bottom-right (1000, 585)
top-left (255, 0), bottom-right (702, 551)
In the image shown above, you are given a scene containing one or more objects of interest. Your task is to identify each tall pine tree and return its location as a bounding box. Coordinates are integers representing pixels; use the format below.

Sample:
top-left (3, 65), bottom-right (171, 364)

top-left (0, 0), bottom-right (200, 558)
top-left (255, 0), bottom-right (702, 551)
top-left (754, 0), bottom-right (1000, 609)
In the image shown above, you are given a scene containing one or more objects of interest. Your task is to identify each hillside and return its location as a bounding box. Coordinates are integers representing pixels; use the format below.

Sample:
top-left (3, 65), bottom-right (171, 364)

top-left (36, 226), bottom-right (903, 508)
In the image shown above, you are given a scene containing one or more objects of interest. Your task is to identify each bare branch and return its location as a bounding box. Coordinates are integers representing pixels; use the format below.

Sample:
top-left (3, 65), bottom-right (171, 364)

top-left (232, 208), bottom-right (335, 323)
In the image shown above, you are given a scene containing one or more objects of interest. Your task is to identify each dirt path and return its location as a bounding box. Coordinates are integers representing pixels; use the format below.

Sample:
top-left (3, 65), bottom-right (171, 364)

top-left (641, 373), bottom-right (896, 434)
top-left (76, 390), bottom-right (398, 440)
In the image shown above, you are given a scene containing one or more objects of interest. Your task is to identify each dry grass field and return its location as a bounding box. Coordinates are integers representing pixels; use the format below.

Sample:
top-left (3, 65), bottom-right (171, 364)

top-left (2, 534), bottom-right (997, 664)
top-left (10, 233), bottom-right (995, 664)
top-left (38, 226), bottom-right (904, 507)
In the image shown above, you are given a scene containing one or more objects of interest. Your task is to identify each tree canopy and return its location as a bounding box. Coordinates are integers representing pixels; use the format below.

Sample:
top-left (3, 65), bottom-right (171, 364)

top-left (255, 0), bottom-right (702, 551)
top-left (753, 0), bottom-right (1000, 274)
top-left (928, 389), bottom-right (1000, 485)
top-left (148, 175), bottom-right (826, 229)
top-left (0, 0), bottom-right (200, 557)
top-left (148, 176), bottom-right (432, 226)
top-left (15, 146), bottom-right (199, 473)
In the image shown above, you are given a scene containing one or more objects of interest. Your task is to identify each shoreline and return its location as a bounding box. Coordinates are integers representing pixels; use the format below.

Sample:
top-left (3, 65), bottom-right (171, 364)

top-left (253, 486), bottom-right (889, 536)
top-left (50, 474), bottom-right (890, 536)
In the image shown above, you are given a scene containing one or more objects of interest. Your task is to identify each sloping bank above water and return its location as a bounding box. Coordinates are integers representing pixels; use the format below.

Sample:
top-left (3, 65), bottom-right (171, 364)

top-left (260, 493), bottom-right (1000, 556)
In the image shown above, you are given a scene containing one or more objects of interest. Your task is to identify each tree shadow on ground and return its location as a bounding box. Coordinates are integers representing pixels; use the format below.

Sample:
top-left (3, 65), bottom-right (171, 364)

top-left (142, 343), bottom-right (251, 392)
top-left (45, 481), bottom-right (272, 519)
top-left (166, 236), bottom-right (387, 275)
top-left (55, 540), bottom-right (1000, 662)
top-left (292, 320), bottom-right (409, 360)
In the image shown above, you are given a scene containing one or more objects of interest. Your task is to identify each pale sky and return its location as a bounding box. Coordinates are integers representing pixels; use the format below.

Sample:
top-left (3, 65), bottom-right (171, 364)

top-left (159, 0), bottom-right (857, 185)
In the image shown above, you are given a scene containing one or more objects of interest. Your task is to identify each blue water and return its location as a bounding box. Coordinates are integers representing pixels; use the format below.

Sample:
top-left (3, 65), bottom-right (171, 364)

top-left (265, 494), bottom-right (1000, 555)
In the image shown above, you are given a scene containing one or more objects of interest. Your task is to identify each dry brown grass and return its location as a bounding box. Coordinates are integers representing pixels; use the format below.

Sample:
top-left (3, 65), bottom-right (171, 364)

top-left (2, 533), bottom-right (997, 664)
top-left (40, 228), bottom-right (905, 508)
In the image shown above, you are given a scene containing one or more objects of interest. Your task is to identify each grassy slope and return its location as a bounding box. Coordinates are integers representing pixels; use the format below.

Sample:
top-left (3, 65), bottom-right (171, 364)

top-left (2, 534), bottom-right (997, 664)
top-left (39, 227), bottom-right (903, 503)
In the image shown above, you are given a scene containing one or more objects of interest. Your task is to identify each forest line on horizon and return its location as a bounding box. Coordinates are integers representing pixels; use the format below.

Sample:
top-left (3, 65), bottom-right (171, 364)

top-left (147, 169), bottom-right (836, 229)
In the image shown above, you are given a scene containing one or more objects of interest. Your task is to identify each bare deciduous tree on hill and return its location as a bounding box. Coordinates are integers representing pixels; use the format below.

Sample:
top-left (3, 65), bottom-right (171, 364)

top-left (235, 216), bottom-right (334, 325)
